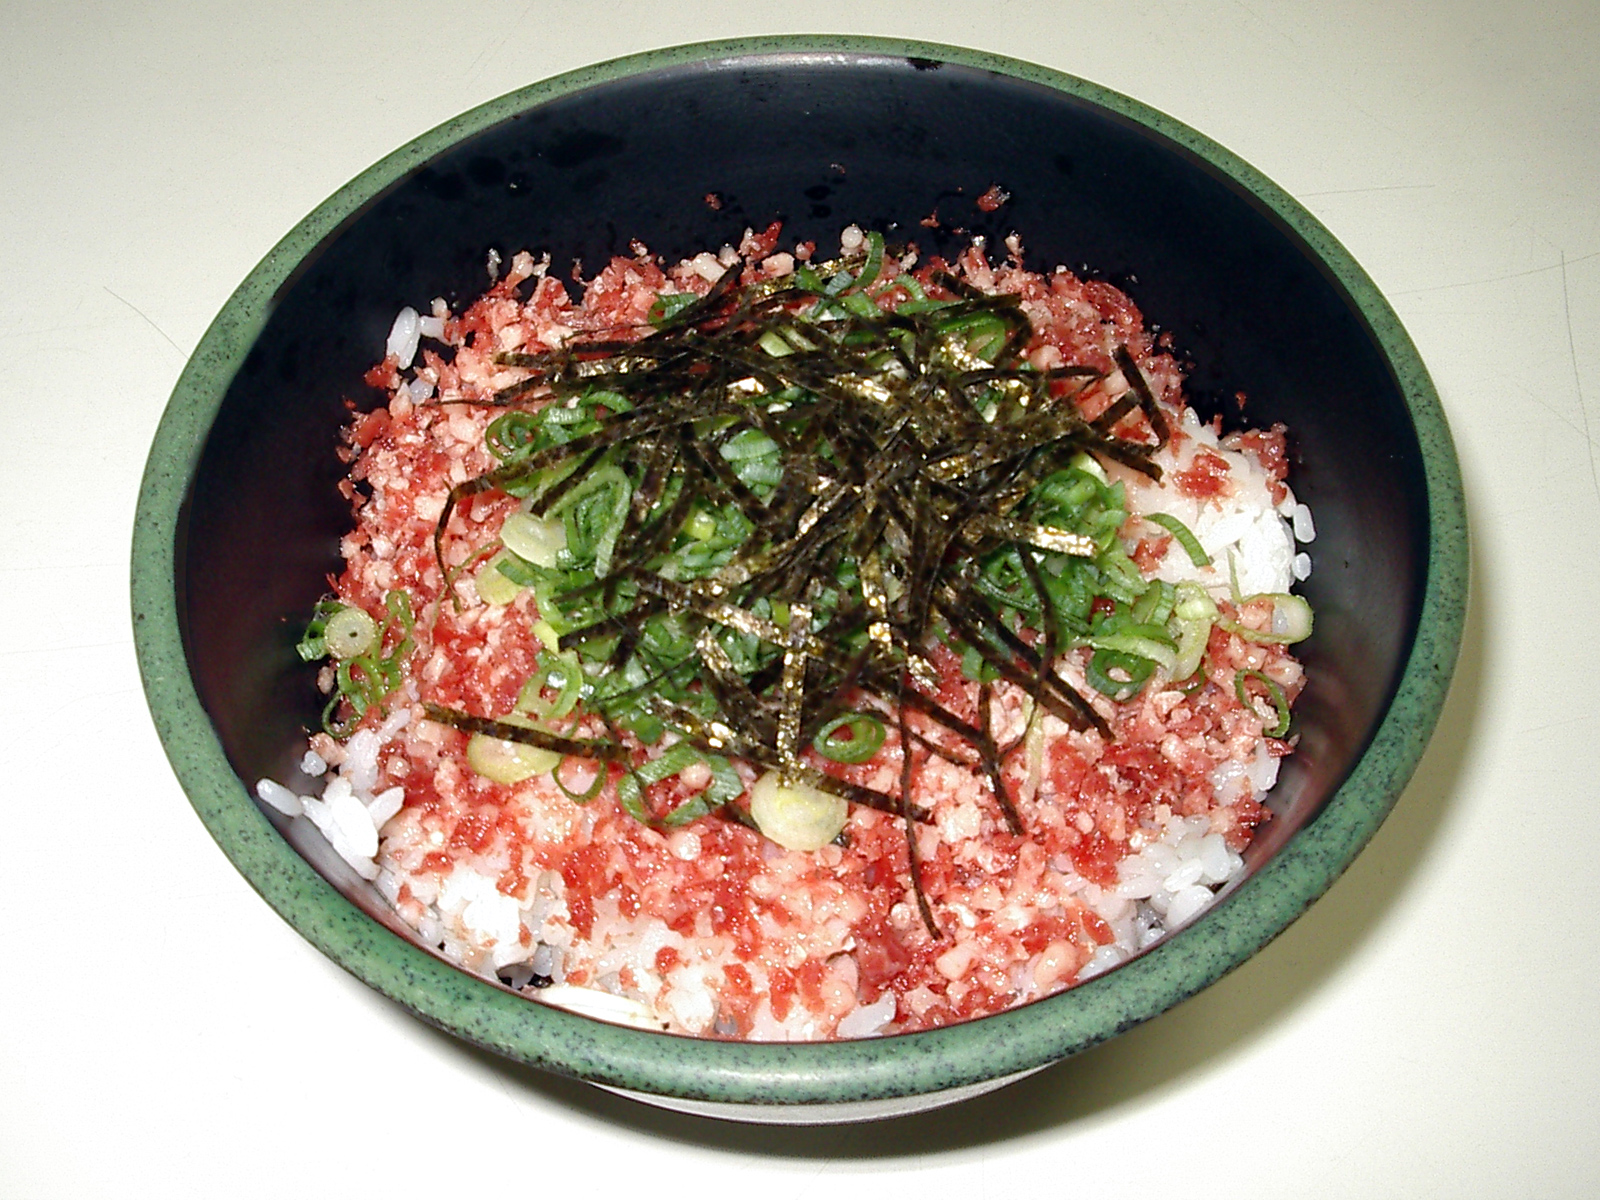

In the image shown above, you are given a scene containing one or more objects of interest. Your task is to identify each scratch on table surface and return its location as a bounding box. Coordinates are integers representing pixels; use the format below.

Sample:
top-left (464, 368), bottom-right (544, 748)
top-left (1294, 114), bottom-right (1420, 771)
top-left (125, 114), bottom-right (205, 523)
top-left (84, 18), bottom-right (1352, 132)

top-left (462, 2), bottom-right (532, 84)
top-left (1389, 249), bottom-right (1600, 297)
top-left (104, 286), bottom-right (186, 357)
top-left (1525, 389), bottom-right (1590, 442)
top-left (1299, 183), bottom-right (1437, 198)
top-left (1559, 248), bottom-right (1600, 518)
top-left (1519, 710), bottom-right (1599, 738)
top-left (1232, 0), bottom-right (1300, 48)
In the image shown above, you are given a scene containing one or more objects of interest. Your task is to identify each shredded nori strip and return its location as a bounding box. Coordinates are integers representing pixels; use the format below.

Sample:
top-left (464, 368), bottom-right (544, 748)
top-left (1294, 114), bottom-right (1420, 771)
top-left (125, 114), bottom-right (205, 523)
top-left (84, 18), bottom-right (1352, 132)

top-left (421, 248), bottom-right (1176, 913)
top-left (421, 703), bottom-right (627, 762)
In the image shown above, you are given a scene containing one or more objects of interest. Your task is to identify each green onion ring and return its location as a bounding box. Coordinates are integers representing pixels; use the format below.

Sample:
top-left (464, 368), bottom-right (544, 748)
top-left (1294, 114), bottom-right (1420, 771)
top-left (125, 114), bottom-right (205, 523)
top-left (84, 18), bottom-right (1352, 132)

top-left (334, 659), bottom-right (375, 712)
top-left (322, 694), bottom-right (361, 739)
top-left (553, 756), bottom-right (608, 804)
top-left (813, 713), bottom-right (887, 763)
top-left (518, 651), bottom-right (585, 719)
top-left (1086, 649), bottom-right (1156, 701)
top-left (1234, 669), bottom-right (1291, 736)
top-left (486, 411), bottom-right (541, 461)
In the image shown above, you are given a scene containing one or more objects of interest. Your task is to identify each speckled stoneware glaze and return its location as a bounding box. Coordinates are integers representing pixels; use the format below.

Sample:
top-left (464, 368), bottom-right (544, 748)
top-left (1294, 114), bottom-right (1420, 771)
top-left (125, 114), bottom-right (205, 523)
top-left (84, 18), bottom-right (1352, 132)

top-left (132, 36), bottom-right (1467, 1123)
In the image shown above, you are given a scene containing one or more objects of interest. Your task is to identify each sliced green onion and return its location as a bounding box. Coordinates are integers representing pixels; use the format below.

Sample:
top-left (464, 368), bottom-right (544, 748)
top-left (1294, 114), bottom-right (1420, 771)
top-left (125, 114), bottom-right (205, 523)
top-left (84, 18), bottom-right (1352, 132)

top-left (609, 743), bottom-right (746, 826)
top-left (615, 772), bottom-right (651, 822)
top-left (495, 550), bottom-right (543, 588)
top-left (842, 230), bottom-right (885, 294)
top-left (1131, 579), bottom-right (1176, 627)
top-left (1068, 451), bottom-right (1108, 484)
top-left (633, 741), bottom-right (707, 786)
top-left (323, 607), bottom-right (378, 660)
top-left (1172, 580), bottom-right (1218, 624)
top-left (1086, 625), bottom-right (1177, 671)
top-left (648, 291), bottom-right (699, 325)
top-left (792, 265), bottom-right (825, 293)
top-left (516, 650), bottom-right (585, 719)
top-left (547, 464), bottom-right (631, 578)
top-left (385, 588), bottom-right (414, 634)
top-left (1219, 593), bottom-right (1315, 645)
top-left (474, 550), bottom-right (523, 606)
top-left (660, 753), bottom-right (744, 826)
top-left (720, 428), bottom-right (779, 460)
top-left (812, 713), bottom-right (887, 763)
top-left (1235, 669), bottom-right (1291, 736)
top-left (733, 459), bottom-right (782, 488)
top-left (683, 508), bottom-right (719, 541)
top-left (1145, 512), bottom-right (1211, 567)
top-left (960, 641), bottom-right (1002, 682)
top-left (702, 755), bottom-right (745, 806)
top-left (322, 694), bottom-right (361, 739)
top-left (500, 512), bottom-right (567, 567)
top-left (467, 720), bottom-right (562, 784)
top-left (839, 291), bottom-right (880, 320)
top-left (891, 297), bottom-right (959, 315)
top-left (1259, 592), bottom-right (1315, 642)
top-left (486, 411), bottom-right (541, 461)
top-left (1167, 581), bottom-right (1218, 683)
top-left (1095, 548), bottom-right (1149, 604)
top-left (662, 792), bottom-right (719, 827)
top-left (334, 658), bottom-right (377, 715)
top-left (748, 770), bottom-right (849, 852)
top-left (317, 589), bottom-right (415, 738)
top-left (758, 329), bottom-right (795, 358)
top-left (584, 389), bottom-right (631, 414)
top-left (1085, 648), bottom-right (1157, 701)
top-left (543, 405), bottom-right (592, 428)
top-left (935, 310), bottom-right (1011, 363)
top-left (552, 756), bottom-right (607, 803)
top-left (295, 597), bottom-right (346, 661)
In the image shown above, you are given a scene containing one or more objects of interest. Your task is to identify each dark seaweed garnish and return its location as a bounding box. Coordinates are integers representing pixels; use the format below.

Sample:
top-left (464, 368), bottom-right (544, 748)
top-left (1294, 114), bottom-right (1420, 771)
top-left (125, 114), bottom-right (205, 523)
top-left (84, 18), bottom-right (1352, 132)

top-left (426, 245), bottom-right (1172, 934)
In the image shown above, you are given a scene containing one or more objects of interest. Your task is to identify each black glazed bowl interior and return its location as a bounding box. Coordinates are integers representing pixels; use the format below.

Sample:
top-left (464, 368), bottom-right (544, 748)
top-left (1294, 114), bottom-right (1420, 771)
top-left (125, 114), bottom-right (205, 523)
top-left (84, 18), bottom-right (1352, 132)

top-left (133, 37), bottom-right (1466, 1122)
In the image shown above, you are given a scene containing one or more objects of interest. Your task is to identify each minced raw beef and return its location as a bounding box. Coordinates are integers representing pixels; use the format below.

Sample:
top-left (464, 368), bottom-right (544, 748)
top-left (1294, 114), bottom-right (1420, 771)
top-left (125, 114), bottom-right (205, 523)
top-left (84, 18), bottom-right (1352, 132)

top-left (258, 224), bottom-right (1315, 1040)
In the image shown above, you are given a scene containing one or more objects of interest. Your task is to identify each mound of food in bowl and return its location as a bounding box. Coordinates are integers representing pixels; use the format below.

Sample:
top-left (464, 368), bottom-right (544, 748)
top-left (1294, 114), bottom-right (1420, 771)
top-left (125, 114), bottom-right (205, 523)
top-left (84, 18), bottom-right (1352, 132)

top-left (256, 222), bottom-right (1317, 1040)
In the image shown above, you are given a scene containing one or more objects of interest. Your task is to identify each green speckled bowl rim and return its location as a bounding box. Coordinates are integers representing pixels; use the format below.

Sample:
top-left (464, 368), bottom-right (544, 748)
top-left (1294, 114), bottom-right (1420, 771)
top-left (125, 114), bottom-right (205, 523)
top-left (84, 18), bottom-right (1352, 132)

top-left (131, 35), bottom-right (1467, 1108)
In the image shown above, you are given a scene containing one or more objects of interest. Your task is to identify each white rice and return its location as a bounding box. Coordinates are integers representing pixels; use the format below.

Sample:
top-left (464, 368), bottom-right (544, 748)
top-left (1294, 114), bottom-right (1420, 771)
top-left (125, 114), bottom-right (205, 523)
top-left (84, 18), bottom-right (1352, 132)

top-left (1119, 407), bottom-right (1314, 600)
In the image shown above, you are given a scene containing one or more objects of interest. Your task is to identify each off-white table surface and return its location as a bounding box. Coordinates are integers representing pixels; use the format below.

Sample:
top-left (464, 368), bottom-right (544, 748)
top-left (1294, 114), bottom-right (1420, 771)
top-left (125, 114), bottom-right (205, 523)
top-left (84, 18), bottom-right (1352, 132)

top-left (4, 2), bottom-right (1593, 1196)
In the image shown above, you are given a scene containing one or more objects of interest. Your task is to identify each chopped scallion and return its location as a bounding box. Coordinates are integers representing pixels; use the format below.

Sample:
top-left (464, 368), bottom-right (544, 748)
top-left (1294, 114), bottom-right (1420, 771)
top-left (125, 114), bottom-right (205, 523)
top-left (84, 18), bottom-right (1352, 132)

top-left (1145, 512), bottom-right (1211, 566)
top-left (467, 719), bottom-right (562, 783)
top-left (748, 771), bottom-right (849, 852)
top-left (1235, 669), bottom-right (1291, 736)
top-left (812, 713), bottom-right (887, 764)
top-left (500, 512), bottom-right (567, 567)
top-left (1086, 648), bottom-right (1157, 701)
top-left (474, 550), bottom-right (523, 606)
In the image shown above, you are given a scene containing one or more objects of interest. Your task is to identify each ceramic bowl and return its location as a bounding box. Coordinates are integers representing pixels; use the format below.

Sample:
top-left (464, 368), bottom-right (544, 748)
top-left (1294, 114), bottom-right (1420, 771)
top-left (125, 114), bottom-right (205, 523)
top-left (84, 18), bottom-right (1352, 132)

top-left (132, 36), bottom-right (1466, 1123)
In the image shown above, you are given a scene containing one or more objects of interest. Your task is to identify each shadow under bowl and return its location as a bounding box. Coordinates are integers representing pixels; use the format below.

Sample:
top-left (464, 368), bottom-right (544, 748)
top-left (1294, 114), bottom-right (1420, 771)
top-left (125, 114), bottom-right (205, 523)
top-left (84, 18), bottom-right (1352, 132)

top-left (132, 36), bottom-right (1467, 1123)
